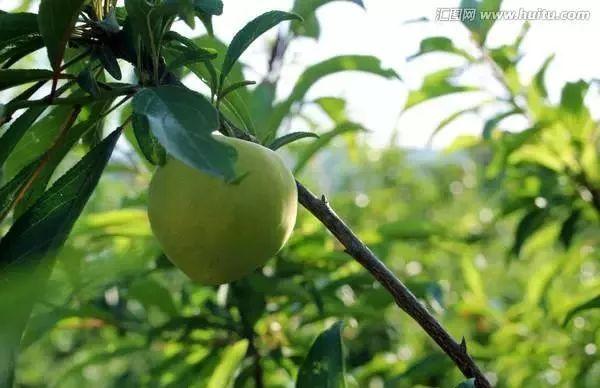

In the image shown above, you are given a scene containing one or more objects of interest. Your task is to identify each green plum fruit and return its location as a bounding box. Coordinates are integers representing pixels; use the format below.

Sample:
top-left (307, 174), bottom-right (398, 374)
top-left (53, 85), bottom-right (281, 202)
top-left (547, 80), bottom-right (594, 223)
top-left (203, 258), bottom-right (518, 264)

top-left (148, 136), bottom-right (297, 285)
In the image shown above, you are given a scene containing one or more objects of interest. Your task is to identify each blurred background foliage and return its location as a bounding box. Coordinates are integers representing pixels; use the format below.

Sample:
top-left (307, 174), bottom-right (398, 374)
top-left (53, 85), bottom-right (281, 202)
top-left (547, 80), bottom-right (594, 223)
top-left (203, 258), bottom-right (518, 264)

top-left (1, 0), bottom-right (599, 387)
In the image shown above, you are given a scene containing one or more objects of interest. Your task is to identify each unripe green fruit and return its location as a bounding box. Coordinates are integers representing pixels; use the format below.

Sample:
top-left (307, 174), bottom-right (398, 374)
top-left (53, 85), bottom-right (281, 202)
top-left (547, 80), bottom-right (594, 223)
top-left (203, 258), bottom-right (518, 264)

top-left (148, 136), bottom-right (297, 285)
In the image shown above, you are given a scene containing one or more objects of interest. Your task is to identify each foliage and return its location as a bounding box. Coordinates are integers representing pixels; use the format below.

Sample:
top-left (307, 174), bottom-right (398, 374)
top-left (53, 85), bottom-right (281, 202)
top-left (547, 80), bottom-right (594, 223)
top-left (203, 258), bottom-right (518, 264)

top-left (0, 0), bottom-right (598, 387)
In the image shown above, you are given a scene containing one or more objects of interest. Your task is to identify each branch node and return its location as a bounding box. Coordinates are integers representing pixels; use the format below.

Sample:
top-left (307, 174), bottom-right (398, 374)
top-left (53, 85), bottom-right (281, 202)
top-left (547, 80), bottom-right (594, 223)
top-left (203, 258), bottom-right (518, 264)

top-left (320, 194), bottom-right (328, 205)
top-left (460, 336), bottom-right (468, 353)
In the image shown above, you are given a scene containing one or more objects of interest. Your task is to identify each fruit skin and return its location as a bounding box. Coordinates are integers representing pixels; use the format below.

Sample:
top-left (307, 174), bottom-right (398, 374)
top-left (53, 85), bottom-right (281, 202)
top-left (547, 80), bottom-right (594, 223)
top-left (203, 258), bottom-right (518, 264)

top-left (148, 136), bottom-right (297, 285)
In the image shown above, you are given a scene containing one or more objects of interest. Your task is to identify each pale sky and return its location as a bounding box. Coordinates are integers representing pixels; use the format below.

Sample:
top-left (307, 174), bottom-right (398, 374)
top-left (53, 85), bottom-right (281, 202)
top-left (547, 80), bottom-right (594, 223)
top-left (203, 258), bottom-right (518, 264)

top-left (4, 0), bottom-right (599, 149)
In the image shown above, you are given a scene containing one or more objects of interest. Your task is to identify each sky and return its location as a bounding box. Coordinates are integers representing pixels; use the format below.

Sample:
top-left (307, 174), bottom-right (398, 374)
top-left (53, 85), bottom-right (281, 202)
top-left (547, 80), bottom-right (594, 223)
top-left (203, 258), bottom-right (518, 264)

top-left (4, 0), bottom-right (599, 149)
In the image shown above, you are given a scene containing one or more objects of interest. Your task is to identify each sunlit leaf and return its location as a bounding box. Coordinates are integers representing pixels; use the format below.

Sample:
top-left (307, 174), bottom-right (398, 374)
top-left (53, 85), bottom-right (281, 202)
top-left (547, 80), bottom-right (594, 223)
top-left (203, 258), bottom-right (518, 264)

top-left (207, 340), bottom-right (249, 388)
top-left (220, 11), bottom-right (302, 85)
top-left (404, 68), bottom-right (478, 109)
top-left (563, 295), bottom-right (600, 326)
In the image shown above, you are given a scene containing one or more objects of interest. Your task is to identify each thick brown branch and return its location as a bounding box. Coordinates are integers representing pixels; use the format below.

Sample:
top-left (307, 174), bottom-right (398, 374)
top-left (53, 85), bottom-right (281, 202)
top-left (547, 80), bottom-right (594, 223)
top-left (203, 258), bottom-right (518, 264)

top-left (296, 181), bottom-right (491, 388)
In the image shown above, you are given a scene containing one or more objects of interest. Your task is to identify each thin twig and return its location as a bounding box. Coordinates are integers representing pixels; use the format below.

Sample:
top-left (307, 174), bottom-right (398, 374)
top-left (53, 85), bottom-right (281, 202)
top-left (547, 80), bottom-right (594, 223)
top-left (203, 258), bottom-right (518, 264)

top-left (295, 181), bottom-right (491, 388)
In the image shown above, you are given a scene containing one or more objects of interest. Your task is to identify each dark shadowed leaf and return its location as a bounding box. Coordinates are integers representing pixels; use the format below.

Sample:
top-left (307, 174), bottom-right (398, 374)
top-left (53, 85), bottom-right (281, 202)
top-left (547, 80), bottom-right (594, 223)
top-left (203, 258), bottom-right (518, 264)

top-left (220, 11), bottom-right (302, 84)
top-left (0, 69), bottom-right (54, 91)
top-left (560, 80), bottom-right (589, 114)
top-left (132, 85), bottom-right (237, 180)
top-left (76, 68), bottom-right (100, 97)
top-left (94, 45), bottom-right (122, 80)
top-left (132, 113), bottom-right (167, 166)
top-left (0, 12), bottom-right (39, 46)
top-left (511, 207), bottom-right (548, 257)
top-left (296, 321), bottom-right (346, 388)
top-left (37, 0), bottom-right (86, 70)
top-left (558, 209), bottom-right (580, 249)
top-left (532, 54), bottom-right (554, 98)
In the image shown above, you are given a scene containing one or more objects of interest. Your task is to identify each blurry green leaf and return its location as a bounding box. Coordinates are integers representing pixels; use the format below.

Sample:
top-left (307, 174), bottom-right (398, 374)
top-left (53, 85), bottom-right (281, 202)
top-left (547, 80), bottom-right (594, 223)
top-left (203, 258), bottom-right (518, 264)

top-left (297, 321), bottom-right (346, 388)
top-left (0, 129), bottom-right (120, 387)
top-left (558, 209), bottom-right (580, 249)
top-left (429, 104), bottom-right (482, 144)
top-left (294, 122), bottom-right (364, 174)
top-left (460, 0), bottom-right (502, 44)
top-left (511, 207), bottom-right (548, 257)
top-left (268, 131), bottom-right (319, 150)
top-left (0, 35), bottom-right (45, 68)
top-left (220, 11), bottom-right (302, 85)
top-left (314, 97), bottom-right (347, 123)
top-left (269, 55), bottom-right (399, 140)
top-left (132, 85), bottom-right (237, 180)
top-left (230, 277), bottom-right (266, 329)
top-left (482, 108), bottom-right (521, 139)
top-left (560, 80), bottom-right (589, 114)
top-left (461, 256), bottom-right (486, 303)
top-left (131, 113), bottom-right (167, 166)
top-left (0, 69), bottom-right (55, 91)
top-left (409, 37), bottom-right (474, 61)
top-left (128, 278), bottom-right (178, 316)
top-left (532, 54), bottom-right (554, 99)
top-left (405, 68), bottom-right (478, 109)
top-left (563, 295), bottom-right (600, 326)
top-left (207, 340), bottom-right (249, 388)
top-left (291, 0), bottom-right (364, 39)
top-left (125, 0), bottom-right (166, 56)
top-left (379, 218), bottom-right (440, 240)
top-left (37, 0), bottom-right (86, 70)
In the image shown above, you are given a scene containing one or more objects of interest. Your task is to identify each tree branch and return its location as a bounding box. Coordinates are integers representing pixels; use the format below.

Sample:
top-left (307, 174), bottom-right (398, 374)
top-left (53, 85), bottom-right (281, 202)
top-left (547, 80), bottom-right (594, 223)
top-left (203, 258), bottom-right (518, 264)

top-left (295, 181), bottom-right (491, 388)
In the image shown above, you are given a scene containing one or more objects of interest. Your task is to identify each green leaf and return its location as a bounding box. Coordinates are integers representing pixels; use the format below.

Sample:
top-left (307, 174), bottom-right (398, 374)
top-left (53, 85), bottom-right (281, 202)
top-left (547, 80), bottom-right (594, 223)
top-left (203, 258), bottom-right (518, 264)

top-left (220, 11), bottom-right (302, 85)
top-left (0, 69), bottom-right (55, 91)
top-left (207, 340), bottom-right (249, 388)
top-left (132, 85), bottom-right (237, 180)
top-left (131, 113), bottom-right (167, 166)
top-left (268, 55), bottom-right (399, 141)
top-left (166, 45), bottom-right (217, 73)
top-left (0, 106), bottom-right (46, 169)
top-left (294, 122), bottom-right (364, 174)
top-left (76, 68), bottom-right (100, 97)
top-left (0, 160), bottom-right (38, 222)
top-left (291, 0), bottom-right (364, 39)
top-left (558, 209), bottom-right (581, 249)
top-left (314, 97), bottom-right (347, 123)
top-left (0, 36), bottom-right (45, 68)
top-left (563, 295), bottom-right (600, 327)
top-left (296, 321), bottom-right (346, 388)
top-left (268, 131), bottom-right (319, 150)
top-left (408, 37), bottom-right (474, 61)
top-left (0, 128), bottom-right (120, 387)
top-left (532, 54), bottom-right (554, 98)
top-left (460, 0), bottom-right (502, 44)
top-left (94, 45), bottom-right (122, 80)
top-left (560, 80), bottom-right (589, 114)
top-left (511, 207), bottom-right (548, 257)
top-left (128, 278), bottom-right (178, 316)
top-left (404, 68), bottom-right (478, 110)
top-left (482, 108), bottom-right (521, 139)
top-left (428, 104), bottom-right (483, 144)
top-left (0, 12), bottom-right (39, 47)
top-left (37, 0), bottom-right (86, 70)
top-left (219, 80), bottom-right (256, 100)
